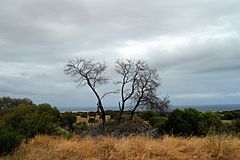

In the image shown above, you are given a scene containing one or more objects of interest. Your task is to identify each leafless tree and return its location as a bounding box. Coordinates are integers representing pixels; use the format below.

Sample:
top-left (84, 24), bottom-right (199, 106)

top-left (64, 57), bottom-right (108, 122)
top-left (144, 95), bottom-right (170, 112)
top-left (115, 59), bottom-right (169, 121)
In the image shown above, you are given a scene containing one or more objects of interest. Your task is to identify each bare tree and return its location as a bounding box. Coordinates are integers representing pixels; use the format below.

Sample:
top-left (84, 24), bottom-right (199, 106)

top-left (115, 59), bottom-right (168, 121)
top-left (115, 59), bottom-right (142, 121)
top-left (144, 95), bottom-right (170, 112)
top-left (64, 57), bottom-right (108, 122)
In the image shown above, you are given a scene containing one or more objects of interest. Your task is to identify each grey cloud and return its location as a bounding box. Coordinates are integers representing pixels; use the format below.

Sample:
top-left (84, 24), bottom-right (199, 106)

top-left (0, 0), bottom-right (240, 107)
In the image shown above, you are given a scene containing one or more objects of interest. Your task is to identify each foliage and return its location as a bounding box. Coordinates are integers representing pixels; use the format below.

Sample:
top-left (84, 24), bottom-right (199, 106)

top-left (233, 119), bottom-right (240, 133)
top-left (137, 111), bottom-right (155, 121)
top-left (220, 110), bottom-right (240, 120)
top-left (80, 112), bottom-right (87, 118)
top-left (0, 103), bottom-right (61, 155)
top-left (198, 112), bottom-right (223, 136)
top-left (0, 125), bottom-right (22, 155)
top-left (70, 117), bottom-right (153, 137)
top-left (166, 109), bottom-right (192, 136)
top-left (149, 116), bottom-right (167, 133)
top-left (60, 112), bottom-right (76, 128)
top-left (72, 122), bottom-right (89, 132)
top-left (105, 110), bottom-right (119, 120)
top-left (165, 108), bottom-right (223, 136)
top-left (0, 97), bottom-right (32, 111)
top-left (1, 104), bottom-right (60, 139)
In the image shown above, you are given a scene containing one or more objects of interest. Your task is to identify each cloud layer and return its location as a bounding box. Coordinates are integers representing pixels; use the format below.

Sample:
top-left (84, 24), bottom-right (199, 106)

top-left (0, 0), bottom-right (239, 107)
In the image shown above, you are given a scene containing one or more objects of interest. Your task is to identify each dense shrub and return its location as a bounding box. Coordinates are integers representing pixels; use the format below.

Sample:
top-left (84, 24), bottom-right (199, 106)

top-left (138, 111), bottom-right (155, 121)
top-left (60, 112), bottom-right (76, 128)
top-left (0, 103), bottom-right (60, 155)
top-left (1, 104), bottom-right (60, 139)
top-left (221, 110), bottom-right (240, 120)
top-left (233, 119), bottom-right (240, 133)
top-left (165, 108), bottom-right (223, 136)
top-left (72, 122), bottom-right (89, 132)
top-left (75, 117), bottom-right (152, 137)
top-left (149, 116), bottom-right (167, 133)
top-left (0, 97), bottom-right (32, 111)
top-left (105, 110), bottom-right (119, 120)
top-left (80, 112), bottom-right (87, 118)
top-left (198, 112), bottom-right (223, 136)
top-left (0, 125), bottom-right (22, 155)
top-left (165, 109), bottom-right (192, 136)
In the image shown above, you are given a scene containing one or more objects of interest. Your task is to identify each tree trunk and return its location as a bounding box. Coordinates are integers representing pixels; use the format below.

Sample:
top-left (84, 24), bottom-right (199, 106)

top-left (87, 80), bottom-right (106, 123)
top-left (118, 109), bottom-right (124, 123)
top-left (129, 108), bottom-right (136, 120)
top-left (118, 102), bottom-right (124, 123)
top-left (97, 101), bottom-right (106, 123)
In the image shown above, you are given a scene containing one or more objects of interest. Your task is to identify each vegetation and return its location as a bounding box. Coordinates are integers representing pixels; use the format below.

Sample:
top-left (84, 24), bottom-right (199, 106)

top-left (164, 108), bottom-right (223, 136)
top-left (0, 99), bottom-right (60, 155)
top-left (0, 96), bottom-right (240, 159)
top-left (64, 58), bottom-right (108, 122)
top-left (115, 59), bottom-right (169, 121)
top-left (65, 58), bottom-right (169, 122)
top-left (220, 110), bottom-right (240, 120)
top-left (60, 112), bottom-right (76, 130)
top-left (1, 135), bottom-right (240, 160)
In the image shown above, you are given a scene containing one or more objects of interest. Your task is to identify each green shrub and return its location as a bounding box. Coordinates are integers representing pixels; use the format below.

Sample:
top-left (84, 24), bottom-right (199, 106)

top-left (165, 109), bottom-right (193, 136)
top-left (233, 119), bottom-right (240, 133)
top-left (138, 111), bottom-right (155, 121)
top-left (1, 104), bottom-right (60, 139)
top-left (80, 112), bottom-right (87, 118)
top-left (198, 112), bottom-right (223, 136)
top-left (149, 116), bottom-right (167, 133)
top-left (0, 125), bottom-right (22, 155)
top-left (61, 112), bottom-right (76, 127)
top-left (165, 108), bottom-right (223, 136)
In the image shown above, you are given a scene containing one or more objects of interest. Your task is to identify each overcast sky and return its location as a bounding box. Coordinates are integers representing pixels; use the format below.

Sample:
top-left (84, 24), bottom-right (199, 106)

top-left (0, 0), bottom-right (240, 108)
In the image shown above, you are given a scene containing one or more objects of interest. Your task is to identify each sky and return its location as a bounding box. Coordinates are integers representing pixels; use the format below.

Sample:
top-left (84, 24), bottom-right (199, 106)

top-left (0, 0), bottom-right (240, 108)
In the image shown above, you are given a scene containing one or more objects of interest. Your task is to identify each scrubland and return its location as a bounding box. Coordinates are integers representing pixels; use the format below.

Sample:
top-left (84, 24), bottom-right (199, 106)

top-left (1, 135), bottom-right (240, 160)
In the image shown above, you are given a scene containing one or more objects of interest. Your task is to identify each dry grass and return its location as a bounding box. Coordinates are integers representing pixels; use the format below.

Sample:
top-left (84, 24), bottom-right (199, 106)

top-left (1, 135), bottom-right (240, 160)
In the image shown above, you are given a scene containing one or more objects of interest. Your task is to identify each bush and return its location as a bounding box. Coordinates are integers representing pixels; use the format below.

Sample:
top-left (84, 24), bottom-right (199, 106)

top-left (198, 112), bottom-right (223, 136)
top-left (1, 104), bottom-right (60, 139)
top-left (233, 119), bottom-right (240, 133)
top-left (138, 111), bottom-right (155, 121)
top-left (0, 97), bottom-right (33, 111)
top-left (165, 108), bottom-right (223, 136)
top-left (149, 116), bottom-right (167, 133)
top-left (80, 112), bottom-right (87, 118)
top-left (60, 112), bottom-right (76, 127)
top-left (105, 110), bottom-right (118, 120)
top-left (165, 109), bottom-right (194, 136)
top-left (0, 125), bottom-right (22, 155)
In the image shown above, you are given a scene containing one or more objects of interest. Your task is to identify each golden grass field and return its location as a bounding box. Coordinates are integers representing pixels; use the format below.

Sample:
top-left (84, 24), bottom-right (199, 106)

top-left (1, 135), bottom-right (240, 160)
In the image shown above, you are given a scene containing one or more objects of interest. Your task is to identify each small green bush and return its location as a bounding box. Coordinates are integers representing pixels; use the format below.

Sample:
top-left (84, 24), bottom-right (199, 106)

top-left (60, 112), bottom-right (76, 127)
top-left (233, 119), bottom-right (240, 133)
top-left (149, 116), bottom-right (167, 133)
